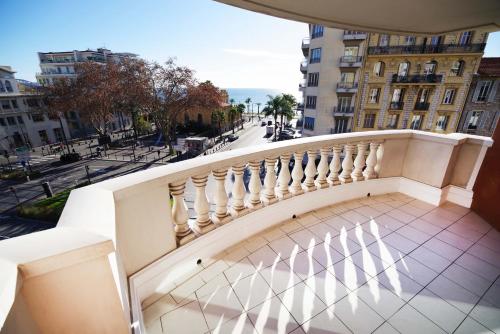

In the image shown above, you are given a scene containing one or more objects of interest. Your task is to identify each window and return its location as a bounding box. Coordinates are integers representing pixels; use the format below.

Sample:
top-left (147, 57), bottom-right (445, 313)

top-left (11, 100), bottom-right (18, 109)
top-left (26, 98), bottom-right (40, 107)
top-left (392, 88), bottom-right (405, 102)
top-left (416, 88), bottom-right (429, 103)
top-left (373, 61), bottom-right (385, 76)
top-left (5, 81), bottom-right (13, 92)
top-left (368, 88), bottom-right (380, 103)
top-left (340, 72), bottom-right (355, 84)
top-left (442, 89), bottom-right (455, 104)
top-left (0, 118), bottom-right (5, 126)
top-left (398, 62), bottom-right (410, 77)
top-left (430, 36), bottom-right (442, 45)
top-left (410, 115), bottom-right (423, 130)
top-left (17, 116), bottom-right (24, 124)
top-left (307, 73), bottom-right (319, 87)
top-left (386, 114), bottom-right (399, 129)
top-left (459, 31), bottom-right (473, 45)
top-left (310, 48), bottom-right (322, 63)
top-left (304, 117), bottom-right (315, 130)
top-left (344, 46), bottom-right (358, 57)
top-left (467, 111), bottom-right (482, 130)
top-left (0, 81), bottom-right (4, 92)
top-left (424, 61), bottom-right (437, 75)
top-left (1, 100), bottom-right (11, 109)
top-left (363, 114), bottom-right (376, 128)
top-left (378, 34), bottom-right (389, 47)
top-left (474, 81), bottom-right (493, 102)
top-left (311, 25), bottom-right (324, 39)
top-left (32, 113), bottom-right (45, 122)
top-left (53, 128), bottom-right (64, 142)
top-left (334, 117), bottom-right (349, 133)
top-left (337, 97), bottom-right (352, 112)
top-left (450, 60), bottom-right (465, 76)
top-left (404, 36), bottom-right (416, 45)
top-left (436, 115), bottom-right (450, 131)
top-left (7, 117), bottom-right (16, 126)
top-left (38, 130), bottom-right (49, 144)
top-left (305, 96), bottom-right (317, 109)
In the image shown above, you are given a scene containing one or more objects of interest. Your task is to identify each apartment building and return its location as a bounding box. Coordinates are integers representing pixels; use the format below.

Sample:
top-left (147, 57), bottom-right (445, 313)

top-left (36, 48), bottom-right (136, 138)
top-left (0, 66), bottom-right (70, 153)
top-left (300, 26), bottom-right (367, 136)
top-left (457, 57), bottom-right (499, 137)
top-left (354, 30), bottom-right (488, 133)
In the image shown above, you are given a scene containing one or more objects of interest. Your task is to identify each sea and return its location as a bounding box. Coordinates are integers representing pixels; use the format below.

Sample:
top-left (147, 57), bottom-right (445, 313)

top-left (225, 88), bottom-right (299, 106)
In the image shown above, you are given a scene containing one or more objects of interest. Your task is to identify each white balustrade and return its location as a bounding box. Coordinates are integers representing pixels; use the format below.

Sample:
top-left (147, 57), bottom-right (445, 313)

top-left (192, 174), bottom-right (214, 234)
top-left (212, 169), bottom-right (231, 224)
top-left (315, 148), bottom-right (329, 189)
top-left (374, 142), bottom-right (384, 176)
top-left (231, 164), bottom-right (248, 216)
top-left (303, 150), bottom-right (317, 191)
top-left (290, 151), bottom-right (305, 195)
top-left (339, 144), bottom-right (355, 183)
top-left (262, 157), bottom-right (278, 205)
top-left (277, 153), bottom-right (292, 199)
top-left (352, 142), bottom-right (368, 181)
top-left (248, 160), bottom-right (262, 208)
top-left (169, 180), bottom-right (194, 245)
top-left (328, 145), bottom-right (342, 186)
top-left (363, 142), bottom-right (380, 180)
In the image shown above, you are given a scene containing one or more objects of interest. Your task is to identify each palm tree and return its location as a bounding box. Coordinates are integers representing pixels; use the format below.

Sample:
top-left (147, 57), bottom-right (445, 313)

top-left (279, 94), bottom-right (297, 133)
top-left (245, 97), bottom-right (252, 122)
top-left (211, 109), bottom-right (226, 140)
top-left (228, 106), bottom-right (238, 134)
top-left (236, 103), bottom-right (245, 129)
top-left (229, 98), bottom-right (235, 106)
top-left (262, 95), bottom-right (281, 140)
top-left (256, 102), bottom-right (262, 120)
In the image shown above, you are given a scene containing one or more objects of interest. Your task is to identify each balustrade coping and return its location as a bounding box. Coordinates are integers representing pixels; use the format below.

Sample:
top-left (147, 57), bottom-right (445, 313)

top-left (83, 130), bottom-right (492, 200)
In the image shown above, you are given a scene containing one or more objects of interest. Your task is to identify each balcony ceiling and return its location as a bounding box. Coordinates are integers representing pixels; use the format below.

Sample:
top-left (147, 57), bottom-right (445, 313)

top-left (215, 0), bottom-right (500, 35)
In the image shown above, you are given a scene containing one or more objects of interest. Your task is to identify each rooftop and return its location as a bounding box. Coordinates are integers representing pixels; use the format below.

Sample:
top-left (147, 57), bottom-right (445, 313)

top-left (478, 57), bottom-right (500, 76)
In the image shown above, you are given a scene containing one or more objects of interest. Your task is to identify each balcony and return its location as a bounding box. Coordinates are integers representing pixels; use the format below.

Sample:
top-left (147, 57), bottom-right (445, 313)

top-left (301, 37), bottom-right (310, 56)
top-left (390, 101), bottom-right (404, 110)
top-left (392, 74), bottom-right (443, 84)
top-left (333, 106), bottom-right (355, 115)
top-left (39, 58), bottom-right (75, 64)
top-left (336, 82), bottom-right (358, 93)
top-left (343, 31), bottom-right (367, 40)
top-left (339, 55), bottom-right (363, 67)
top-left (1, 130), bottom-right (496, 334)
top-left (368, 43), bottom-right (486, 55)
top-left (299, 79), bottom-right (306, 91)
top-left (414, 102), bottom-right (430, 111)
top-left (300, 59), bottom-right (308, 73)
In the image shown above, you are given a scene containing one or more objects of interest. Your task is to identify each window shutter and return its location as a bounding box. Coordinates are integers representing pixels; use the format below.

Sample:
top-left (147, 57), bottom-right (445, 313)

top-left (488, 80), bottom-right (498, 102)
top-left (472, 82), bottom-right (482, 102)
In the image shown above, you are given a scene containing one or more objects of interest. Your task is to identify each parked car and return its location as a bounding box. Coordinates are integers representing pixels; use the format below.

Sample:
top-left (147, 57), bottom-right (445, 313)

top-left (278, 132), bottom-right (294, 141)
top-left (267, 120), bottom-right (272, 126)
top-left (227, 134), bottom-right (238, 142)
top-left (261, 121), bottom-right (266, 126)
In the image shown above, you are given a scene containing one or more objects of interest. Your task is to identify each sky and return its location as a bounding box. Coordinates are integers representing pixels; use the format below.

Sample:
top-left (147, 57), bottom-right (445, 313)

top-left (2, 0), bottom-right (499, 97)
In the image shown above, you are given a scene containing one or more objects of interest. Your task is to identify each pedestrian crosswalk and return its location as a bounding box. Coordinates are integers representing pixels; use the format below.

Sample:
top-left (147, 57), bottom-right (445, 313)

top-left (8, 155), bottom-right (59, 169)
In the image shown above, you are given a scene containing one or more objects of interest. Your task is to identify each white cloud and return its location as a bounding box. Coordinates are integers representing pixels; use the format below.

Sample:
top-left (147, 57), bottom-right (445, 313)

top-left (223, 48), bottom-right (297, 61)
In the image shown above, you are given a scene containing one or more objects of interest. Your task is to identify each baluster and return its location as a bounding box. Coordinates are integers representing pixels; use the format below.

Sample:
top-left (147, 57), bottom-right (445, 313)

top-left (363, 142), bottom-right (380, 180)
top-left (248, 160), bottom-right (262, 209)
top-left (374, 142), bottom-right (384, 177)
top-left (315, 147), bottom-right (329, 189)
top-left (303, 150), bottom-right (317, 192)
top-left (212, 169), bottom-right (230, 225)
top-left (351, 142), bottom-right (368, 181)
top-left (231, 163), bottom-right (248, 216)
top-left (277, 153), bottom-right (292, 199)
top-left (192, 174), bottom-right (214, 234)
top-left (262, 157), bottom-right (278, 205)
top-left (290, 151), bottom-right (304, 195)
top-left (169, 180), bottom-right (195, 245)
top-left (328, 145), bottom-right (342, 186)
top-left (339, 144), bottom-right (354, 183)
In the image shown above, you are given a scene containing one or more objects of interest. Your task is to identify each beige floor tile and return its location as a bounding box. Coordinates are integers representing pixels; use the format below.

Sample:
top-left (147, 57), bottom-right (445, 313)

top-left (198, 284), bottom-right (244, 331)
top-left (341, 210), bottom-right (370, 224)
top-left (356, 280), bottom-right (405, 319)
top-left (324, 215), bottom-right (355, 231)
top-left (454, 316), bottom-right (493, 334)
top-left (196, 274), bottom-right (230, 299)
top-left (350, 250), bottom-right (391, 278)
top-left (223, 244), bottom-right (251, 264)
top-left (366, 242), bottom-right (404, 267)
top-left (395, 225), bottom-right (431, 244)
top-left (409, 246), bottom-right (451, 273)
top-left (307, 221), bottom-right (340, 241)
top-left (277, 281), bottom-right (327, 325)
top-left (427, 274), bottom-right (480, 314)
top-left (301, 304), bottom-right (352, 333)
top-left (368, 202), bottom-right (394, 214)
top-left (279, 220), bottom-right (304, 234)
top-left (333, 293), bottom-right (385, 334)
top-left (248, 245), bottom-right (280, 269)
top-left (386, 209), bottom-right (416, 224)
top-left (478, 233), bottom-right (500, 253)
top-left (232, 271), bottom-right (274, 311)
top-left (224, 257), bottom-right (257, 283)
top-left (247, 295), bottom-right (300, 334)
top-left (145, 318), bottom-right (163, 334)
top-left (442, 263), bottom-right (491, 297)
top-left (407, 218), bottom-right (443, 236)
top-left (354, 205), bottom-right (384, 219)
top-left (171, 275), bottom-right (205, 303)
top-left (372, 322), bottom-right (400, 334)
top-left (393, 256), bottom-right (438, 286)
top-left (422, 237), bottom-right (463, 261)
top-left (312, 207), bottom-right (335, 220)
top-left (289, 229), bottom-right (321, 250)
top-left (382, 233), bottom-right (419, 254)
top-left (269, 236), bottom-right (303, 260)
top-left (304, 268), bottom-right (349, 306)
top-left (372, 214), bottom-right (405, 231)
top-left (143, 293), bottom-right (179, 325)
top-left (455, 253), bottom-right (500, 282)
top-left (377, 269), bottom-right (424, 302)
top-left (244, 235), bottom-right (269, 253)
top-left (297, 213), bottom-right (320, 227)
top-left (328, 258), bottom-right (369, 291)
top-left (211, 312), bottom-right (255, 334)
top-left (389, 304), bottom-right (445, 334)
top-left (469, 299), bottom-right (500, 332)
top-left (199, 260), bottom-right (229, 283)
top-left (329, 233), bottom-right (362, 257)
top-left (435, 229), bottom-right (474, 251)
top-left (259, 260), bottom-right (301, 294)
top-left (398, 203), bottom-right (429, 217)
top-left (467, 243), bottom-right (500, 268)
top-left (310, 241), bottom-right (345, 268)
top-left (262, 226), bottom-right (286, 242)
top-left (161, 300), bottom-right (209, 334)
top-left (288, 249), bottom-right (325, 280)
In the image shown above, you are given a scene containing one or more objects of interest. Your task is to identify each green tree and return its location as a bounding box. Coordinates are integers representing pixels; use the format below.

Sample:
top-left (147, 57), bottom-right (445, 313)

top-left (279, 94), bottom-right (297, 133)
top-left (229, 98), bottom-right (235, 106)
top-left (245, 97), bottom-right (252, 122)
top-left (228, 106), bottom-right (238, 134)
top-left (236, 103), bottom-right (245, 129)
top-left (262, 95), bottom-right (281, 140)
top-left (211, 109), bottom-right (226, 140)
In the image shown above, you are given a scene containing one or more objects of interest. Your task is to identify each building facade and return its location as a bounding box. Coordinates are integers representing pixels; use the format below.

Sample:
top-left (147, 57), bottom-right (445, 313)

top-left (354, 30), bottom-right (488, 133)
top-left (457, 57), bottom-right (499, 137)
top-left (299, 26), bottom-right (367, 136)
top-left (0, 66), bottom-right (71, 153)
top-left (36, 48), bottom-right (136, 138)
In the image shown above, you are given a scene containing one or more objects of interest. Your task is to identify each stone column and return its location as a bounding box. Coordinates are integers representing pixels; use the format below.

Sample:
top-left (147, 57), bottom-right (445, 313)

top-left (351, 142), bottom-right (368, 181)
top-left (315, 147), bottom-right (330, 189)
top-left (248, 160), bottom-right (262, 209)
top-left (339, 144), bottom-right (354, 183)
top-left (290, 151), bottom-right (304, 195)
top-left (212, 169), bottom-right (231, 225)
top-left (192, 174), bottom-right (214, 234)
top-left (231, 164), bottom-right (248, 216)
top-left (328, 145), bottom-right (342, 186)
top-left (169, 180), bottom-right (195, 245)
top-left (277, 153), bottom-right (292, 199)
top-left (262, 157), bottom-right (278, 205)
top-left (363, 142), bottom-right (380, 180)
top-left (303, 150), bottom-right (317, 192)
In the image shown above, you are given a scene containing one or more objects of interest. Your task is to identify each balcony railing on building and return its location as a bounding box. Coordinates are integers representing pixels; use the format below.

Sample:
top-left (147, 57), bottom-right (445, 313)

top-left (299, 79), bottom-right (306, 91)
top-left (391, 74), bottom-right (443, 84)
top-left (333, 106), bottom-right (355, 115)
top-left (414, 102), bottom-right (430, 111)
top-left (368, 43), bottom-right (486, 55)
top-left (301, 38), bottom-right (310, 56)
top-left (300, 59), bottom-right (308, 73)
top-left (343, 30), bottom-right (367, 40)
top-left (339, 56), bottom-right (363, 67)
top-left (390, 101), bottom-right (404, 110)
top-left (39, 58), bottom-right (75, 64)
top-left (336, 82), bottom-right (358, 93)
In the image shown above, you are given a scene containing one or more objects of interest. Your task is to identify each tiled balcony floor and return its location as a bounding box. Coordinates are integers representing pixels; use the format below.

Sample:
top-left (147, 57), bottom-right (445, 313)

top-left (144, 193), bottom-right (500, 334)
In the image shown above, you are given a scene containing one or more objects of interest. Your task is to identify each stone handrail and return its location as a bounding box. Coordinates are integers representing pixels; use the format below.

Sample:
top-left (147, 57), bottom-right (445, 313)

top-left (0, 130), bottom-right (493, 334)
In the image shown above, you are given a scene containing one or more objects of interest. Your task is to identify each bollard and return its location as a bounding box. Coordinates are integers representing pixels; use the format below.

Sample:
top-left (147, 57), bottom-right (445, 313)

top-left (42, 181), bottom-right (53, 198)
